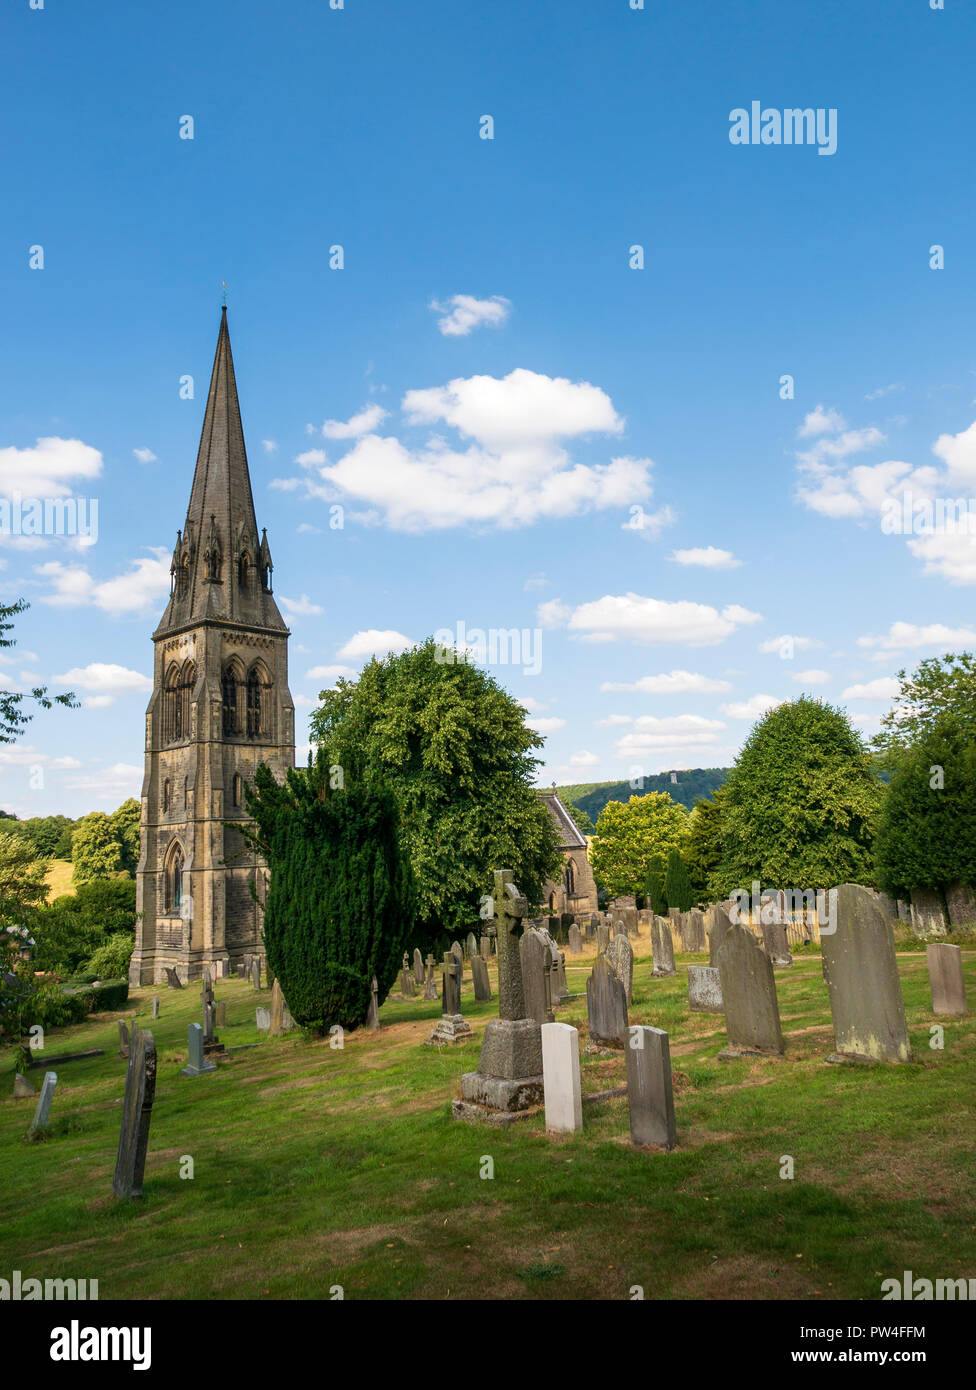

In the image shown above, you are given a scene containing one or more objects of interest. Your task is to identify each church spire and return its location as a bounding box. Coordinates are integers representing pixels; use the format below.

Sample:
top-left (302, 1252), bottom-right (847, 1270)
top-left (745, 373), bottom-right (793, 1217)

top-left (156, 308), bottom-right (287, 635)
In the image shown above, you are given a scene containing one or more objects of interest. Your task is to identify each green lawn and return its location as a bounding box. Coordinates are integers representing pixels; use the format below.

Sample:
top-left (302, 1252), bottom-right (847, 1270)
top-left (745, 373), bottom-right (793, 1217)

top-left (1, 936), bottom-right (974, 1301)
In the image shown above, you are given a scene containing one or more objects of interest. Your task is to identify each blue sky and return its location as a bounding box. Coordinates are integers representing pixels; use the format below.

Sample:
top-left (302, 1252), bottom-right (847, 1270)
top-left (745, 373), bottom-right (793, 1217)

top-left (3, 0), bottom-right (976, 818)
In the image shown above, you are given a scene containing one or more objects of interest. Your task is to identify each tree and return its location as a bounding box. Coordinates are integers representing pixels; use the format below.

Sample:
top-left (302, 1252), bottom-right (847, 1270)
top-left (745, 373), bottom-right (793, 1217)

top-left (240, 753), bottom-right (415, 1031)
top-left (873, 652), bottom-right (976, 771)
top-left (562, 797), bottom-right (594, 836)
top-left (684, 791), bottom-right (724, 900)
top-left (643, 855), bottom-right (667, 915)
top-left (664, 846), bottom-right (695, 911)
top-left (714, 697), bottom-right (883, 895)
top-left (0, 599), bottom-right (76, 743)
top-left (590, 792), bottom-right (688, 899)
top-left (31, 878), bottom-right (136, 975)
top-left (309, 639), bottom-right (562, 935)
top-left (874, 725), bottom-right (976, 899)
top-left (0, 829), bottom-right (49, 939)
top-left (9, 814), bottom-right (76, 860)
top-left (71, 813), bottom-right (123, 884)
top-left (109, 799), bottom-right (141, 876)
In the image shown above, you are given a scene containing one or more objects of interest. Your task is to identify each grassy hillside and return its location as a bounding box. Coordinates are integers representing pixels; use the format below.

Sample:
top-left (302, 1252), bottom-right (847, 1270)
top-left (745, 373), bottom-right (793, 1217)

top-left (556, 768), bottom-right (729, 824)
top-left (44, 858), bottom-right (75, 901)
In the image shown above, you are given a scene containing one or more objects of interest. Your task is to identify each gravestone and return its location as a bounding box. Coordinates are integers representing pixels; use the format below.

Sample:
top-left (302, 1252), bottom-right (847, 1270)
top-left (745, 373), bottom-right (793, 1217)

top-left (556, 949), bottom-right (568, 1000)
top-left (687, 965), bottom-right (723, 1013)
top-left (927, 942), bottom-right (967, 1018)
top-left (423, 953), bottom-right (438, 1001)
top-left (236, 962), bottom-right (247, 978)
top-left (465, 933), bottom-right (478, 960)
top-left (152, 995), bottom-right (160, 1020)
top-left (896, 899), bottom-right (911, 924)
top-left (426, 951), bottom-right (471, 1045)
top-left (251, 960), bottom-right (261, 990)
top-left (822, 884), bottom-right (912, 1063)
top-left (541, 1022), bottom-right (582, 1134)
top-left (520, 927), bottom-right (554, 1025)
top-left (118, 1021), bottom-right (130, 1058)
top-left (366, 976), bottom-right (380, 1029)
top-left (13, 1073), bottom-right (36, 1099)
top-left (480, 934), bottom-right (490, 960)
top-left (413, 948), bottom-right (425, 986)
top-left (761, 920), bottom-right (793, 967)
top-left (29, 1071), bottom-right (57, 1134)
top-left (454, 870), bottom-right (544, 1120)
top-left (669, 907), bottom-right (681, 935)
top-left (626, 1026), bottom-right (676, 1150)
top-left (400, 953), bottom-right (416, 997)
top-left (568, 923), bottom-right (583, 955)
top-left (620, 906), bottom-right (639, 938)
top-left (256, 1007), bottom-right (271, 1032)
top-left (606, 932), bottom-right (634, 1003)
top-left (596, 922), bottom-right (610, 954)
top-left (945, 881), bottom-right (976, 930)
top-left (716, 924), bottom-right (784, 1059)
top-left (182, 1022), bottom-right (216, 1076)
top-left (165, 967), bottom-right (183, 990)
top-left (586, 954), bottom-right (628, 1048)
top-left (878, 891), bottom-right (897, 920)
top-left (687, 909), bottom-right (706, 952)
top-left (112, 1028), bottom-right (157, 1199)
top-left (269, 979), bottom-right (286, 1036)
top-left (910, 888), bottom-right (948, 937)
top-left (471, 954), bottom-right (492, 1002)
top-left (705, 904), bottom-right (733, 966)
top-left (216, 1001), bottom-right (226, 1027)
top-left (651, 915), bottom-right (676, 976)
top-left (638, 908), bottom-right (653, 932)
top-left (451, 941), bottom-right (464, 973)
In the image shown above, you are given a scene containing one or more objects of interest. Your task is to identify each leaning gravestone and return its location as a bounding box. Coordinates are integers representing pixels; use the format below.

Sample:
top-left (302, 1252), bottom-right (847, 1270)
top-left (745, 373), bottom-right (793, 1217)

top-left (705, 904), bottom-right (733, 966)
top-left (822, 884), bottom-right (912, 1063)
top-left (568, 923), bottom-right (583, 955)
top-left (651, 916), bottom-right (676, 977)
top-left (926, 942), bottom-right (967, 1018)
top-left (606, 932), bottom-right (634, 1003)
top-left (113, 1029), bottom-right (157, 1199)
top-left (556, 949), bottom-right (568, 1000)
top-left (687, 965), bottom-right (723, 1013)
top-left (29, 1071), bottom-right (57, 1135)
top-left (541, 1022), bottom-right (582, 1134)
top-left (520, 927), bottom-right (554, 1025)
top-left (716, 924), bottom-right (784, 1059)
top-left (413, 948), bottom-right (425, 987)
top-left (471, 954), bottom-right (492, 1002)
top-left (165, 967), bottom-right (183, 990)
top-left (761, 920), bottom-right (793, 967)
top-left (118, 1021), bottom-right (130, 1058)
top-left (269, 979), bottom-right (286, 1036)
top-left (182, 1022), bottom-right (216, 1076)
top-left (626, 1026), bottom-right (676, 1149)
top-left (586, 954), bottom-right (628, 1048)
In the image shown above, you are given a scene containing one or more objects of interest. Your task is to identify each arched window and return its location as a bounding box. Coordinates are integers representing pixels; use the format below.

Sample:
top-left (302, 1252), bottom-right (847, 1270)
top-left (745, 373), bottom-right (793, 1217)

top-left (222, 662), bottom-right (242, 735)
top-left (174, 661), bottom-right (194, 740)
top-left (162, 665), bottom-right (180, 742)
top-left (233, 773), bottom-right (243, 808)
top-left (238, 553), bottom-right (249, 591)
top-left (565, 859), bottom-right (576, 897)
top-left (162, 778), bottom-right (171, 813)
top-left (246, 662), bottom-right (272, 738)
top-left (165, 842), bottom-right (184, 913)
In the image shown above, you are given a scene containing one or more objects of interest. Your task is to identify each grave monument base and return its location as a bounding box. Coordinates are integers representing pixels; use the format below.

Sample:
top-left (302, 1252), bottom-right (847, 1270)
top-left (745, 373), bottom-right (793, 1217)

top-left (423, 1014), bottom-right (472, 1047)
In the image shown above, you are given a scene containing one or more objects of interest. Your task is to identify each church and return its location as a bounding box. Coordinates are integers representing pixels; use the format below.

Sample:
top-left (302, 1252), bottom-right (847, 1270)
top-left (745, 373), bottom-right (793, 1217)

top-left (128, 310), bottom-right (295, 985)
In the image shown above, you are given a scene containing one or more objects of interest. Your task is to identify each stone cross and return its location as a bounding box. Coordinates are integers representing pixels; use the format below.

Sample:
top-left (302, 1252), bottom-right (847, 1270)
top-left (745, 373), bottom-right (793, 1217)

top-left (493, 868), bottom-right (529, 1021)
top-left (29, 1071), bottom-right (57, 1135)
top-left (441, 952), bottom-right (462, 1016)
top-left (423, 953), bottom-right (438, 1001)
top-left (113, 1029), bottom-right (157, 1199)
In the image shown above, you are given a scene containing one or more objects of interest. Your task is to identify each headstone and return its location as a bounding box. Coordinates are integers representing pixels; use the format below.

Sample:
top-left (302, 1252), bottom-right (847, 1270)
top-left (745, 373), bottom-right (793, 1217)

top-left (519, 927), bottom-right (554, 1024)
top-left (426, 951), bottom-right (471, 1044)
top-left (896, 899), bottom-right (911, 924)
top-left (626, 1026), bottom-right (676, 1149)
top-left (471, 954), bottom-right (492, 1002)
top-left (596, 922), bottom-right (610, 954)
top-left (13, 1073), bottom-right (36, 1099)
top-left (29, 1071), bottom-right (57, 1134)
top-left (620, 906), bottom-right (639, 938)
top-left (651, 915), bottom-right (676, 976)
top-left (480, 934), bottom-right (490, 961)
top-left (256, 1007), bottom-right (271, 1031)
top-left (637, 908), bottom-right (653, 931)
top-left (705, 904), bottom-right (733, 966)
top-left (201, 970), bottom-right (217, 1045)
top-left (269, 979), bottom-right (286, 1036)
top-left (822, 884), bottom-right (912, 1064)
top-left (251, 959), bottom-right (261, 990)
top-left (152, 995), bottom-right (160, 1020)
top-left (182, 1022), bottom-right (216, 1076)
top-left (606, 932), bottom-right (634, 1003)
top-left (413, 948), bottom-right (425, 986)
top-left (945, 881), bottom-right (976, 930)
top-left (236, 962), bottom-right (246, 978)
top-left (541, 1022), bottom-right (582, 1134)
top-left (716, 924), bottom-right (784, 1059)
top-left (586, 954), bottom-right (628, 1048)
top-left (878, 891), bottom-right (897, 920)
top-left (165, 967), bottom-right (183, 990)
top-left (465, 933), bottom-right (478, 960)
top-left (451, 941), bottom-right (464, 973)
top-left (216, 1001), bottom-right (226, 1027)
top-left (113, 1029), bottom-right (157, 1199)
top-left (366, 976), bottom-right (380, 1029)
top-left (400, 952), bottom-right (416, 997)
top-left (927, 942), bottom-right (967, 1018)
top-left (910, 888), bottom-right (948, 937)
top-left (556, 949), bottom-right (568, 1000)
top-left (687, 909), bottom-right (706, 952)
top-left (687, 965), bottom-right (723, 1013)
top-left (118, 1020), bottom-right (130, 1058)
top-left (761, 919), bottom-right (793, 967)
top-left (668, 907), bottom-right (681, 935)
top-left (454, 869), bottom-right (544, 1118)
top-left (568, 923), bottom-right (583, 954)
top-left (423, 953), bottom-right (438, 1001)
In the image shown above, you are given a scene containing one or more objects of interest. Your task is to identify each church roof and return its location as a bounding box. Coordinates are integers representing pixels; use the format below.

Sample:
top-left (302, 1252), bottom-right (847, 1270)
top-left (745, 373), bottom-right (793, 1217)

top-left (155, 308), bottom-right (288, 637)
top-left (537, 790), bottom-right (588, 849)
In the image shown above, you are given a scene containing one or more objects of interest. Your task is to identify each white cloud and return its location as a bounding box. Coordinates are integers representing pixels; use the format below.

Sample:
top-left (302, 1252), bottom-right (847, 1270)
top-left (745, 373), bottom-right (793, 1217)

top-left (84, 695), bottom-right (115, 709)
top-left (568, 749), bottom-right (599, 766)
top-left (52, 663), bottom-right (151, 694)
top-left (403, 368), bottom-right (622, 447)
top-left (841, 677), bottom-right (901, 700)
top-left (62, 762), bottom-right (142, 800)
top-left (907, 516), bottom-right (976, 585)
top-left (294, 449), bottom-right (327, 467)
top-left (537, 599), bottom-right (571, 629)
top-left (528, 716), bottom-right (567, 734)
top-left (132, 447), bottom-right (157, 464)
top-left (600, 669), bottom-right (732, 695)
top-left (293, 694), bottom-right (314, 707)
top-left (297, 522), bottom-right (322, 535)
top-left (615, 713), bottom-right (726, 753)
top-left (0, 745), bottom-right (83, 772)
top-left (857, 620), bottom-right (976, 655)
top-left (0, 437), bottom-right (103, 499)
top-left (671, 546), bottom-right (741, 569)
top-left (279, 594), bottom-right (324, 619)
top-left (262, 439), bottom-right (278, 454)
top-left (320, 405), bottom-right (389, 440)
top-left (549, 594), bottom-right (762, 647)
top-left (305, 663), bottom-right (357, 683)
top-left (621, 504), bottom-right (677, 538)
top-left (720, 694), bottom-right (783, 719)
top-left (798, 405), bottom-right (847, 438)
top-left (523, 572), bottom-right (549, 592)
top-left (34, 548), bottom-right (172, 616)
top-left (865, 384), bottom-right (903, 401)
top-left (430, 294), bottom-right (511, 337)
top-left (335, 629), bottom-right (415, 661)
top-left (595, 714), bottom-right (633, 726)
top-left (792, 668), bottom-right (830, 685)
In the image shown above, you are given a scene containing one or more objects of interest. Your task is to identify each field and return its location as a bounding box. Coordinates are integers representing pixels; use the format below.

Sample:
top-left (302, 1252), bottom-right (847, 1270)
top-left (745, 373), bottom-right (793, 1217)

top-left (1, 934), bottom-right (974, 1301)
top-left (44, 860), bottom-right (75, 901)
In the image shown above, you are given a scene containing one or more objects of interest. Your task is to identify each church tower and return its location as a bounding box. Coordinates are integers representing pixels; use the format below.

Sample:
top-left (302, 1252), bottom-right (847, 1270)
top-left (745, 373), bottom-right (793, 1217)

top-left (129, 308), bottom-right (295, 984)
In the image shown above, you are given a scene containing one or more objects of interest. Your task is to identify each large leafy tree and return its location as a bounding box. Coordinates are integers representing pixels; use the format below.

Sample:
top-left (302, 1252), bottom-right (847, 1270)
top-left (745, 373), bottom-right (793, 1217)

top-left (714, 697), bottom-right (883, 895)
top-left (240, 753), bottom-right (415, 1031)
top-left (109, 798), bottom-right (141, 875)
top-left (309, 639), bottom-right (561, 936)
top-left (0, 599), bottom-right (76, 743)
top-left (31, 878), bottom-right (137, 974)
top-left (9, 814), bottom-right (76, 860)
top-left (0, 829), bottom-right (49, 941)
top-left (71, 812), bottom-right (124, 884)
top-left (590, 792), bottom-right (688, 899)
top-left (873, 652), bottom-right (976, 771)
top-left (683, 791), bottom-right (724, 899)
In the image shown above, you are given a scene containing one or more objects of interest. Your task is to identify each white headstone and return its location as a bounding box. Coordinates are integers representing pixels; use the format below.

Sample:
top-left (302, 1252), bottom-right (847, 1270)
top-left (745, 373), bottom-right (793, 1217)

top-left (541, 1022), bottom-right (582, 1135)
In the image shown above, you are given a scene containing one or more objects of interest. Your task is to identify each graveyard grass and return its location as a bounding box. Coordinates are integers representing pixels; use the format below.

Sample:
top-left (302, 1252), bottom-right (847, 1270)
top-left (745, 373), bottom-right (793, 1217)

top-left (2, 939), bottom-right (975, 1301)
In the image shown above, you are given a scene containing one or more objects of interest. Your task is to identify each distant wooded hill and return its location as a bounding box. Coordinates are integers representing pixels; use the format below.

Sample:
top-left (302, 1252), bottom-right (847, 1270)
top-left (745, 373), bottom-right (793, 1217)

top-left (554, 768), bottom-right (730, 823)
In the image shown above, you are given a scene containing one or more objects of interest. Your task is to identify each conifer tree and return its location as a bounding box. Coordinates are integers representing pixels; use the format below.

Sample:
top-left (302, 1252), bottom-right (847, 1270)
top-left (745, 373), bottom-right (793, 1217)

top-left (664, 847), bottom-right (695, 912)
